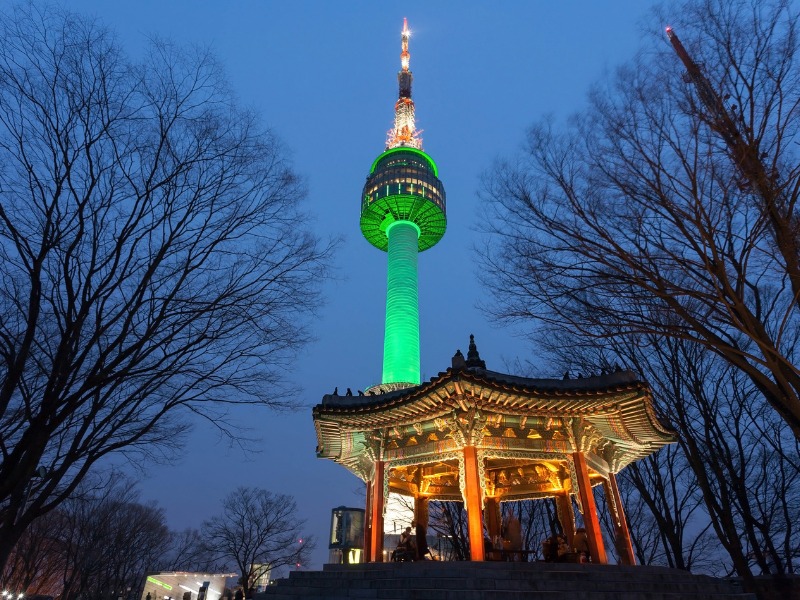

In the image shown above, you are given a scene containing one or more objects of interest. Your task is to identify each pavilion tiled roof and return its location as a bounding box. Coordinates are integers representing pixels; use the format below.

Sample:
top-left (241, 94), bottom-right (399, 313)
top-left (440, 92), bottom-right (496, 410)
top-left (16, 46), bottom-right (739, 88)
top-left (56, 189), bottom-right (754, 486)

top-left (313, 365), bottom-right (676, 475)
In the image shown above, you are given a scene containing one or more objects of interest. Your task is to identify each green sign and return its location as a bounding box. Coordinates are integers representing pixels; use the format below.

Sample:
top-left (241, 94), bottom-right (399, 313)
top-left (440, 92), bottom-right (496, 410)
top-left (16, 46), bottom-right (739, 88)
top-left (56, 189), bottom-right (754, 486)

top-left (146, 577), bottom-right (172, 591)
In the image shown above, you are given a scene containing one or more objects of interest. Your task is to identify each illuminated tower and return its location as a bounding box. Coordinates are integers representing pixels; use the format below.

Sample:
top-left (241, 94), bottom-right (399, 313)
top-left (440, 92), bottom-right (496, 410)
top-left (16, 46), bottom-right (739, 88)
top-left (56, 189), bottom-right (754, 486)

top-left (360, 18), bottom-right (446, 388)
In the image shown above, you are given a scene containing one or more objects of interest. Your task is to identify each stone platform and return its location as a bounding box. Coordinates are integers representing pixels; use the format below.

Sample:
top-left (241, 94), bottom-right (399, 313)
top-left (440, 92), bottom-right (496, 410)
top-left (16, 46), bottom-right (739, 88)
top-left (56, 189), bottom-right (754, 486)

top-left (256, 561), bottom-right (756, 600)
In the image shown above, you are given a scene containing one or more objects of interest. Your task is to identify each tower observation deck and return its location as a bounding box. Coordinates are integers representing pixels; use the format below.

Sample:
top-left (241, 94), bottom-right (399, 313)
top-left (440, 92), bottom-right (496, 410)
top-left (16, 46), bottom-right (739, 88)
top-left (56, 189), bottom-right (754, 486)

top-left (360, 19), bottom-right (446, 388)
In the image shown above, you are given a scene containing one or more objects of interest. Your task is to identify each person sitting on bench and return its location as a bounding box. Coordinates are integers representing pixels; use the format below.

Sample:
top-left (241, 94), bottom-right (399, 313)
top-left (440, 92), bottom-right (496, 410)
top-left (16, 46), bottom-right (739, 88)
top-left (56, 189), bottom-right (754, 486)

top-left (392, 526), bottom-right (415, 561)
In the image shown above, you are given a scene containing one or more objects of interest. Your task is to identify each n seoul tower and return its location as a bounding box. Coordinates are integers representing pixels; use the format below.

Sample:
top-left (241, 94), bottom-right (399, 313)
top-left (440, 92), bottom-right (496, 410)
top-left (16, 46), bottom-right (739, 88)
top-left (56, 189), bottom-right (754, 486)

top-left (361, 19), bottom-right (446, 389)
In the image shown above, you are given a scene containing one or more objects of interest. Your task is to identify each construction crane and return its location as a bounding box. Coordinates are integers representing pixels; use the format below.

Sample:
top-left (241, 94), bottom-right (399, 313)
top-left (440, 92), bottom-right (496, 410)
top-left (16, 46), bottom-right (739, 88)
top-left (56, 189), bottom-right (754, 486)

top-left (665, 26), bottom-right (769, 190)
top-left (665, 26), bottom-right (800, 299)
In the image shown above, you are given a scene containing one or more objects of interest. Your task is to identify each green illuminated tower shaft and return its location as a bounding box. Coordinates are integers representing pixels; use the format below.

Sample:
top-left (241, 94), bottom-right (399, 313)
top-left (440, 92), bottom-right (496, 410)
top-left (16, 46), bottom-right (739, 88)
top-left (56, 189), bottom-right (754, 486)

top-left (384, 221), bottom-right (420, 384)
top-left (360, 19), bottom-right (446, 388)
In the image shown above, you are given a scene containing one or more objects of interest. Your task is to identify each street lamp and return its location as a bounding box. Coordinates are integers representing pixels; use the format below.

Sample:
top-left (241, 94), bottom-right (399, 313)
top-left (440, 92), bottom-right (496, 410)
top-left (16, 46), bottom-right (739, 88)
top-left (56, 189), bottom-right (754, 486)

top-left (15, 465), bottom-right (49, 525)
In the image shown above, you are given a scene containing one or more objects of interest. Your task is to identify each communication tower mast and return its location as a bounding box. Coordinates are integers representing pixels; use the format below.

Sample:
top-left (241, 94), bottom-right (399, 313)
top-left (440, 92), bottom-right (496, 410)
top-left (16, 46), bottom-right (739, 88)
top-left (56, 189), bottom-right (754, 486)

top-left (360, 19), bottom-right (447, 389)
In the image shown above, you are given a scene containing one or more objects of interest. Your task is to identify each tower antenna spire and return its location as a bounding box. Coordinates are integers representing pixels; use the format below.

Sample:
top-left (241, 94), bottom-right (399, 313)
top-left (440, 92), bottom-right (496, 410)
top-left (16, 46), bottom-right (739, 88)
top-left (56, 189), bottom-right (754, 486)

top-left (387, 18), bottom-right (422, 149)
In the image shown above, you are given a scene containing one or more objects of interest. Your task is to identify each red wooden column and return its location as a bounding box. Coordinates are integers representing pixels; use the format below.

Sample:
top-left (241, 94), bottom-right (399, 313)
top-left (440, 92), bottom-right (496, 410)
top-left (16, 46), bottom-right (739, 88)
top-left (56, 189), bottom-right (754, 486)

top-left (572, 452), bottom-right (607, 564)
top-left (369, 461), bottom-right (385, 562)
top-left (484, 497), bottom-right (501, 543)
top-left (463, 446), bottom-right (485, 561)
top-left (607, 472), bottom-right (636, 565)
top-left (484, 497), bottom-right (501, 561)
top-left (555, 491), bottom-right (575, 545)
top-left (363, 480), bottom-right (372, 562)
top-left (414, 496), bottom-right (429, 529)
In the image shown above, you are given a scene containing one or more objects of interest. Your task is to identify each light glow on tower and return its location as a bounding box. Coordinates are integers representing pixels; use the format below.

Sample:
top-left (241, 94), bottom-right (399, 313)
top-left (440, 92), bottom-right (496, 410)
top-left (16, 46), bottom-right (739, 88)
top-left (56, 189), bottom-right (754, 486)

top-left (360, 19), bottom-right (447, 389)
top-left (387, 18), bottom-right (422, 150)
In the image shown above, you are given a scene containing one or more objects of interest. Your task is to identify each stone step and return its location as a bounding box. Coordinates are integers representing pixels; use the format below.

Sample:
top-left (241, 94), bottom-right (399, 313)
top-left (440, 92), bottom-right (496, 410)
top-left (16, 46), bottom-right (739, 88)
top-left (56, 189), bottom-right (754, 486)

top-left (292, 572), bottom-right (730, 591)
top-left (278, 574), bottom-right (740, 594)
top-left (261, 591), bottom-right (563, 600)
top-left (318, 562), bottom-right (709, 579)
top-left (264, 585), bottom-right (750, 598)
top-left (256, 562), bottom-right (756, 600)
top-left (262, 590), bottom-right (751, 600)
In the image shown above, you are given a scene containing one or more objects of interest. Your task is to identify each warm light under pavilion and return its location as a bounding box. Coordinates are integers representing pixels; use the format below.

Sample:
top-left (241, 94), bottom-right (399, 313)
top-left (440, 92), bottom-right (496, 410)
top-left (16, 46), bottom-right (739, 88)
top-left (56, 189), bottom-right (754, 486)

top-left (314, 342), bottom-right (676, 564)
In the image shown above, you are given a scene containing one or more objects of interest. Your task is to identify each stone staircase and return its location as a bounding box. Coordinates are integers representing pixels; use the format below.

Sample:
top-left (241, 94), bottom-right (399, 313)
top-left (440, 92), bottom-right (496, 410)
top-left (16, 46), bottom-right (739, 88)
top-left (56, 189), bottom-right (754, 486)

top-left (256, 561), bottom-right (756, 600)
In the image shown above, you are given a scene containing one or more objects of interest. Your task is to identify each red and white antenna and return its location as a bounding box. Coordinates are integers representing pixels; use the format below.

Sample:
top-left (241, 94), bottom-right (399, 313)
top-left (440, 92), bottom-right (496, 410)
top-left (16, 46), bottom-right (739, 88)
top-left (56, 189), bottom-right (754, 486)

top-left (387, 18), bottom-right (422, 149)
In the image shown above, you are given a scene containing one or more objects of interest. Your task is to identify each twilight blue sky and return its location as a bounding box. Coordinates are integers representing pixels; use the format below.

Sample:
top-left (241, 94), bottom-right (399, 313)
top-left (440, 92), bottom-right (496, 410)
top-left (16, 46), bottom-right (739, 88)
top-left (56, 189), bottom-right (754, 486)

top-left (54, 0), bottom-right (669, 570)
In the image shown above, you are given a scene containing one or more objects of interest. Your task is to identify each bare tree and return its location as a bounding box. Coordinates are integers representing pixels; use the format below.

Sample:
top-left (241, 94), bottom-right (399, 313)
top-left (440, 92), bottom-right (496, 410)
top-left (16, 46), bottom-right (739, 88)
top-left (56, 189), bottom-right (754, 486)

top-left (201, 487), bottom-right (313, 596)
top-left (0, 2), bottom-right (334, 571)
top-left (612, 450), bottom-right (717, 572)
top-left (426, 501), bottom-right (469, 561)
top-left (477, 0), bottom-right (800, 578)
top-left (158, 528), bottom-right (223, 574)
top-left (478, 0), bottom-right (800, 438)
top-left (650, 339), bottom-right (800, 577)
top-left (1, 509), bottom-right (64, 597)
top-left (53, 480), bottom-right (170, 600)
top-left (1, 477), bottom-right (173, 600)
top-left (539, 324), bottom-right (799, 581)
top-left (4, 478), bottom-right (225, 599)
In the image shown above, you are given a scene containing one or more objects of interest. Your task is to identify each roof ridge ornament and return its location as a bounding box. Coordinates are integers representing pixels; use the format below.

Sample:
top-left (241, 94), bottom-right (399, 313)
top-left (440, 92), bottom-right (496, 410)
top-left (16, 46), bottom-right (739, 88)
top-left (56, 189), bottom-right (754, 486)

top-left (452, 348), bottom-right (466, 369)
top-left (466, 334), bottom-right (486, 369)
